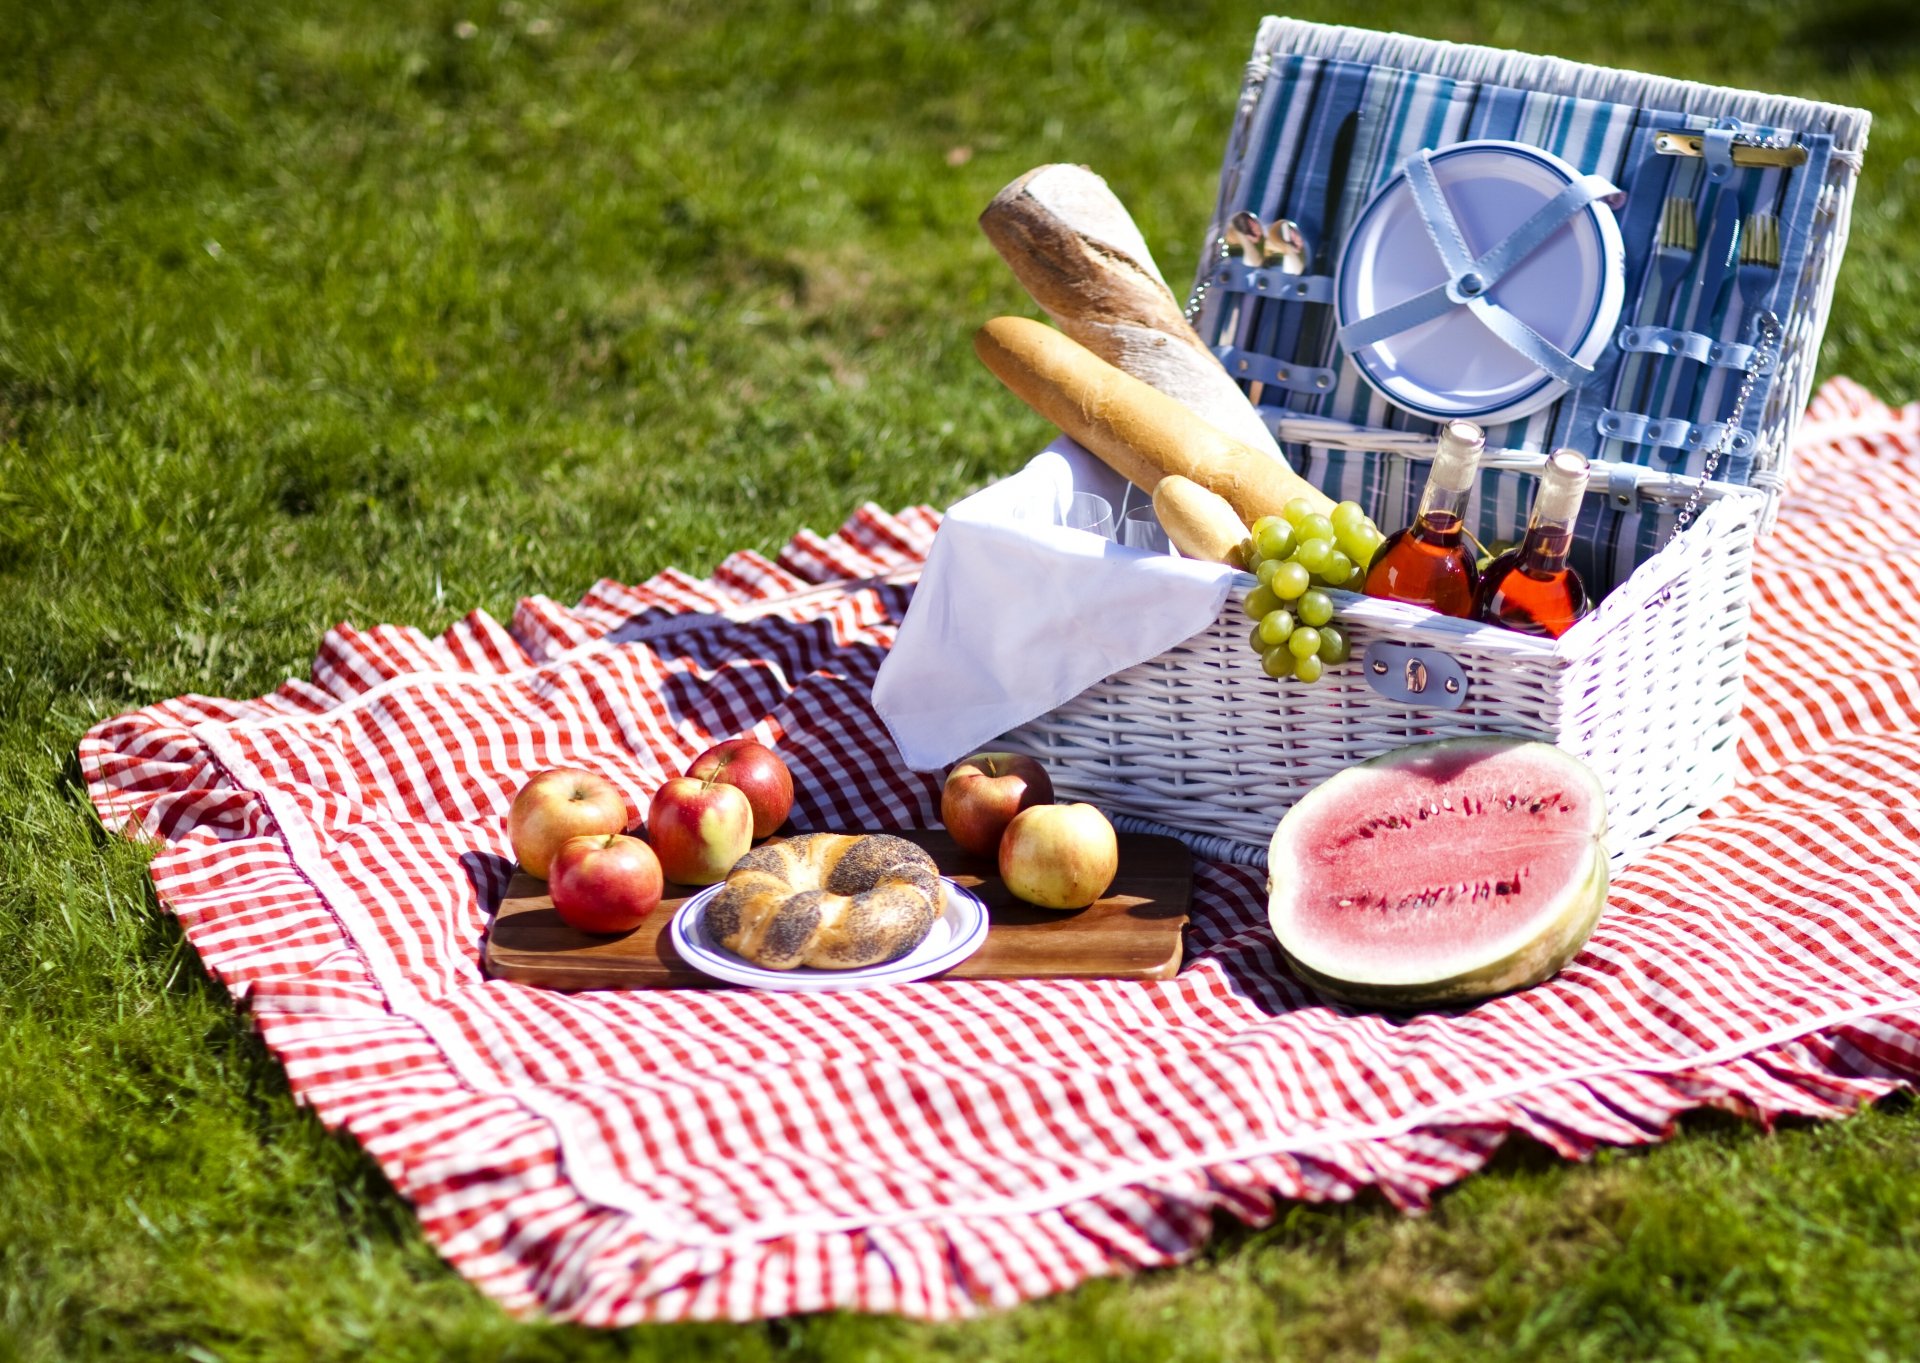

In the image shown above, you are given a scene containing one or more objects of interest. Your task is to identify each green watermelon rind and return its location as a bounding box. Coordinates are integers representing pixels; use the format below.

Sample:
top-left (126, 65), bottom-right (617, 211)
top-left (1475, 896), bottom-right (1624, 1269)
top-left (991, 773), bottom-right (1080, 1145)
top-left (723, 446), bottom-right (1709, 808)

top-left (1266, 737), bottom-right (1610, 1011)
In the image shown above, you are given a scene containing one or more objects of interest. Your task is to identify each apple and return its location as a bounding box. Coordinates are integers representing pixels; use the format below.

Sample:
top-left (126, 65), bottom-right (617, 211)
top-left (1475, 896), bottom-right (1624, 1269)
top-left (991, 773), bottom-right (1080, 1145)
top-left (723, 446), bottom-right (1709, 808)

top-left (548, 833), bottom-right (664, 935)
top-left (647, 775), bottom-right (755, 885)
top-left (998, 802), bottom-right (1119, 911)
top-left (508, 767), bottom-right (631, 879)
top-left (686, 738), bottom-right (795, 840)
top-left (940, 752), bottom-right (1053, 858)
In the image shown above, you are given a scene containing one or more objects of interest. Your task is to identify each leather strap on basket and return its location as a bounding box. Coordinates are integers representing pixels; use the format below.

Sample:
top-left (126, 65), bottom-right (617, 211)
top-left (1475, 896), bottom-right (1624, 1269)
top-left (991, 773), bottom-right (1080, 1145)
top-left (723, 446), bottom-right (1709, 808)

top-left (1338, 149), bottom-right (1624, 385)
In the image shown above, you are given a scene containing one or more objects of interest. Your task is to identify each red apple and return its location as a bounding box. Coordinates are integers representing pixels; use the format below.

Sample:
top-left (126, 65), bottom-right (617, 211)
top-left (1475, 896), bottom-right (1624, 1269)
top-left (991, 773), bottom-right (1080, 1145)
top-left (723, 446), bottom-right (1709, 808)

top-left (686, 738), bottom-right (795, 840)
top-left (940, 752), bottom-right (1053, 858)
top-left (647, 775), bottom-right (755, 885)
top-left (508, 767), bottom-right (631, 879)
top-left (998, 802), bottom-right (1119, 911)
top-left (548, 833), bottom-right (664, 935)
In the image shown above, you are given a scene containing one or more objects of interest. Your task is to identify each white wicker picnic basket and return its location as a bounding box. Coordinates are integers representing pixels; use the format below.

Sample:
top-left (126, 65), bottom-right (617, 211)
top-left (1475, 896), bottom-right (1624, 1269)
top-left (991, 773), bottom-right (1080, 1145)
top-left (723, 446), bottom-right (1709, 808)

top-left (994, 19), bottom-right (1870, 870)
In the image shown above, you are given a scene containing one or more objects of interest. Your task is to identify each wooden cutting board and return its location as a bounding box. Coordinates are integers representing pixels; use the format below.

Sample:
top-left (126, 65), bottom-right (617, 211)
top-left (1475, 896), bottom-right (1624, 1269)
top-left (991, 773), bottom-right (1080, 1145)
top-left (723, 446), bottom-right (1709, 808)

top-left (482, 828), bottom-right (1192, 990)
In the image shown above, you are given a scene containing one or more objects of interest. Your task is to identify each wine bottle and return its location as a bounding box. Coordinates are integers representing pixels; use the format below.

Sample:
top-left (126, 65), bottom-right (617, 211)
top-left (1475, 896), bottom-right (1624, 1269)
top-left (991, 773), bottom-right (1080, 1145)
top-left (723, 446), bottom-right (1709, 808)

top-left (1474, 449), bottom-right (1592, 638)
top-left (1361, 419), bottom-right (1484, 617)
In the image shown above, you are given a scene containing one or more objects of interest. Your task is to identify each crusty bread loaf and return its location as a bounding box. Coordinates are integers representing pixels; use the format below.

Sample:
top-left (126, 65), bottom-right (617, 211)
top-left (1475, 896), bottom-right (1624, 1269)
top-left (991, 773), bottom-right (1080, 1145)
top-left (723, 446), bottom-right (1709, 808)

top-left (979, 165), bottom-right (1283, 459)
top-left (705, 833), bottom-right (941, 970)
top-left (973, 316), bottom-right (1335, 525)
top-left (1152, 476), bottom-right (1250, 567)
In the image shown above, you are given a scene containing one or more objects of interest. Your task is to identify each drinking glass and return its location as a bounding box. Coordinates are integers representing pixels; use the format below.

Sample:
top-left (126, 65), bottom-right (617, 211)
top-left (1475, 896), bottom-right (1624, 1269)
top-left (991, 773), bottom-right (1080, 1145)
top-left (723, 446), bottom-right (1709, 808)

top-left (1059, 492), bottom-right (1114, 539)
top-left (1120, 505), bottom-right (1174, 554)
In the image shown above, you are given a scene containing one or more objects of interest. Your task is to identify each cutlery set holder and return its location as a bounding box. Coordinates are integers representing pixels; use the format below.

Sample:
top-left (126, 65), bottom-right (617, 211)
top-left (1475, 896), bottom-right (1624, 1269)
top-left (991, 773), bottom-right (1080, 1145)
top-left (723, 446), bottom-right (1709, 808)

top-left (992, 18), bottom-right (1868, 870)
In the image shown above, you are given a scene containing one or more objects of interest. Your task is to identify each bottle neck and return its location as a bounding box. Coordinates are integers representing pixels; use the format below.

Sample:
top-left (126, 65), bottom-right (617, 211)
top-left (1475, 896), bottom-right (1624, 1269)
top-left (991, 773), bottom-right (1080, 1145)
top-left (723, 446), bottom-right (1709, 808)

top-left (1414, 481), bottom-right (1472, 538)
top-left (1517, 523), bottom-right (1573, 573)
top-left (1416, 423), bottom-right (1482, 537)
top-left (1519, 452), bottom-right (1589, 573)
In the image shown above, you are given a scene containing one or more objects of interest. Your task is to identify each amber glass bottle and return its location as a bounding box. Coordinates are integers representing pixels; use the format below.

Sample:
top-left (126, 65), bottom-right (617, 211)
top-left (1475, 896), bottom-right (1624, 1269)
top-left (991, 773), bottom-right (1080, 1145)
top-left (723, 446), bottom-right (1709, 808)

top-left (1474, 449), bottom-right (1592, 638)
top-left (1362, 419), bottom-right (1484, 617)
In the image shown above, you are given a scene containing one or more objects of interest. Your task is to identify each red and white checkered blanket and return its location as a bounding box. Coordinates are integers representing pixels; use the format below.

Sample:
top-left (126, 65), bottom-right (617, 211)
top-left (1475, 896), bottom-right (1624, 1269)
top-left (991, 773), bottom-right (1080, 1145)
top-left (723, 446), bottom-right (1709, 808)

top-left (83, 379), bottom-right (1920, 1323)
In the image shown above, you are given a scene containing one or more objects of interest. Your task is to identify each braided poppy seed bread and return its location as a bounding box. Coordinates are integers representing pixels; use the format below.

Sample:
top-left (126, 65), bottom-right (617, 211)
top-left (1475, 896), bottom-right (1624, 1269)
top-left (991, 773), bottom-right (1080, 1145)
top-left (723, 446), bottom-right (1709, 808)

top-left (705, 833), bottom-right (943, 970)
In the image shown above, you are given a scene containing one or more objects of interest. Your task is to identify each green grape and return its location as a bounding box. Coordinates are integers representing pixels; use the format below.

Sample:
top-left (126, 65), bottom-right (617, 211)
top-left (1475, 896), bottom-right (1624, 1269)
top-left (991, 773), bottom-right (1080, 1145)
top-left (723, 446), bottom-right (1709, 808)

top-left (1269, 561), bottom-right (1311, 600)
top-left (1251, 515), bottom-right (1286, 539)
top-left (1288, 626), bottom-right (1322, 659)
top-left (1261, 646), bottom-right (1293, 679)
top-left (1293, 537), bottom-right (1334, 575)
top-left (1242, 584), bottom-right (1280, 619)
top-left (1322, 549), bottom-right (1353, 585)
top-left (1239, 538), bottom-right (1259, 570)
top-left (1255, 557), bottom-right (1282, 587)
top-left (1282, 497), bottom-right (1319, 528)
top-left (1257, 608), bottom-right (1295, 647)
top-left (1296, 513), bottom-right (1336, 544)
top-left (1297, 589), bottom-right (1334, 627)
top-left (1344, 562), bottom-right (1368, 591)
top-left (1339, 524), bottom-right (1385, 567)
top-left (1293, 651), bottom-right (1326, 683)
top-left (1248, 623), bottom-right (1266, 653)
top-left (1317, 623), bottom-right (1350, 664)
top-left (1254, 518), bottom-right (1295, 561)
top-left (1330, 501), bottom-right (1368, 536)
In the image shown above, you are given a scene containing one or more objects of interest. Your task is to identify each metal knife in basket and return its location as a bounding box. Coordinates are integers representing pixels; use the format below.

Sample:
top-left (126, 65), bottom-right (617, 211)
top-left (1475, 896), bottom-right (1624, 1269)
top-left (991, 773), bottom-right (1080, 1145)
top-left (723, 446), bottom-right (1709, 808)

top-left (1286, 109), bottom-right (1360, 410)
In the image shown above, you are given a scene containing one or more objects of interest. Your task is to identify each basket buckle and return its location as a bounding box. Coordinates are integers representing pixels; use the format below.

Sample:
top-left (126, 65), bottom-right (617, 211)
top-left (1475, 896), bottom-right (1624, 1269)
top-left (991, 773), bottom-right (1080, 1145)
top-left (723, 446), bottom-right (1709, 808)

top-left (1362, 642), bottom-right (1470, 710)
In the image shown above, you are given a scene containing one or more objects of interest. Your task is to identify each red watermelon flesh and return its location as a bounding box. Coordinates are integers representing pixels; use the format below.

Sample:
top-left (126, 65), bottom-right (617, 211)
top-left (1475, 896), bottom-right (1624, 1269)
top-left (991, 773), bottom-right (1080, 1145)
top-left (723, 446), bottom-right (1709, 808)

top-left (1268, 739), bottom-right (1609, 1007)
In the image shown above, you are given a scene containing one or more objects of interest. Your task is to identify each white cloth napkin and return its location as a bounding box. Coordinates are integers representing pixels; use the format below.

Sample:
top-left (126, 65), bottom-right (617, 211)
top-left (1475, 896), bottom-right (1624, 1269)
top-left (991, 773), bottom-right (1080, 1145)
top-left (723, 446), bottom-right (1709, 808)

top-left (872, 439), bottom-right (1237, 771)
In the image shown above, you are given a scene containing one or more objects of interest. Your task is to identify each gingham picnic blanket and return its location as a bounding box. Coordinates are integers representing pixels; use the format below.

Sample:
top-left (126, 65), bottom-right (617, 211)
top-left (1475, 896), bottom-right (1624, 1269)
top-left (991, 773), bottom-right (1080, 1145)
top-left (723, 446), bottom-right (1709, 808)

top-left (82, 378), bottom-right (1920, 1323)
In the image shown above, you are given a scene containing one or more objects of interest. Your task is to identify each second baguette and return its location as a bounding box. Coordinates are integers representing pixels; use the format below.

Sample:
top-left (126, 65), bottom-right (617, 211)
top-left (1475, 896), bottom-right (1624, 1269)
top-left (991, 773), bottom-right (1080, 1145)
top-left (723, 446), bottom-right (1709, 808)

top-left (974, 316), bottom-right (1334, 526)
top-left (1152, 476), bottom-right (1250, 568)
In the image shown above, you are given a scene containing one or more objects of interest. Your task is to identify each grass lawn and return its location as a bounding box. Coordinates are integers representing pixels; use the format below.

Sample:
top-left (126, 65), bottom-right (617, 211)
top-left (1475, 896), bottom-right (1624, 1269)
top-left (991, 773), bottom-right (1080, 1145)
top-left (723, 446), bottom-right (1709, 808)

top-left (4, 0), bottom-right (1918, 1357)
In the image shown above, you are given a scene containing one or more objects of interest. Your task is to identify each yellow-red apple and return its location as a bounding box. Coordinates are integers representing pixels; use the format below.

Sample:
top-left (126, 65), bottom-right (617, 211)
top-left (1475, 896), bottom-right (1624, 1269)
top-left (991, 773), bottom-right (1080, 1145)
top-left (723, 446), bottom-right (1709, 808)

top-left (508, 767), bottom-right (631, 879)
top-left (940, 752), bottom-right (1053, 858)
top-left (647, 776), bottom-right (754, 885)
top-left (548, 833), bottom-right (664, 935)
top-left (998, 802), bottom-right (1119, 911)
top-left (686, 738), bottom-right (795, 840)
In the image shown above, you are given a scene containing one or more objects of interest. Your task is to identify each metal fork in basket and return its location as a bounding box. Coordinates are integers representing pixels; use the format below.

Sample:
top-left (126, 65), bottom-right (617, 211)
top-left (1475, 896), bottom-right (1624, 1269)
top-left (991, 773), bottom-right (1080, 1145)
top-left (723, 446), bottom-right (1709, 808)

top-left (1619, 196), bottom-right (1698, 443)
top-left (1736, 212), bottom-right (1782, 338)
top-left (1697, 211), bottom-right (1782, 445)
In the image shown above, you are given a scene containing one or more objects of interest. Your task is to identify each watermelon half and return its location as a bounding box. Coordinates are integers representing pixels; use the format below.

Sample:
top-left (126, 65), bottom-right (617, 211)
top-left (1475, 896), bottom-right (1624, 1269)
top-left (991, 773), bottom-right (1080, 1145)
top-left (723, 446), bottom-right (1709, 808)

top-left (1267, 738), bottom-right (1609, 1010)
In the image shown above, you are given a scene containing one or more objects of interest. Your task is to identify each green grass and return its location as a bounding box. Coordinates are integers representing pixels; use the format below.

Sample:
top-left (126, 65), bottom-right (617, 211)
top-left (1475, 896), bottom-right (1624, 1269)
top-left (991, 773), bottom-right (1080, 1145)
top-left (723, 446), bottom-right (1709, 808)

top-left (2, 1), bottom-right (1917, 1357)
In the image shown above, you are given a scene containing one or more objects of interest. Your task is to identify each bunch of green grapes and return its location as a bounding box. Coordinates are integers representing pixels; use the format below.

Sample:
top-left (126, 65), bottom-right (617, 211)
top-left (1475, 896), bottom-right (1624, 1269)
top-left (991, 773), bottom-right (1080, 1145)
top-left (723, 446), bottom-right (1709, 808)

top-left (1240, 498), bottom-right (1384, 684)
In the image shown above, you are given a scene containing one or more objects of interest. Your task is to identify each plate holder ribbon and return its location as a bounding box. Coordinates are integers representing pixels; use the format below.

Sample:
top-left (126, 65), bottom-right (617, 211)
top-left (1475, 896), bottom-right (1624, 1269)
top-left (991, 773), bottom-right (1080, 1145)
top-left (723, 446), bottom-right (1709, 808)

top-left (1338, 149), bottom-right (1625, 388)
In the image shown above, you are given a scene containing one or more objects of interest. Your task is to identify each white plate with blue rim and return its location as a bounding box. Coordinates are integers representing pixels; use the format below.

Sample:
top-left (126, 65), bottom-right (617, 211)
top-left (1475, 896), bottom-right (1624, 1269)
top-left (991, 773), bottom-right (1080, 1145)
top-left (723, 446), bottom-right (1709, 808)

top-left (1335, 139), bottom-right (1627, 428)
top-left (669, 878), bottom-right (991, 992)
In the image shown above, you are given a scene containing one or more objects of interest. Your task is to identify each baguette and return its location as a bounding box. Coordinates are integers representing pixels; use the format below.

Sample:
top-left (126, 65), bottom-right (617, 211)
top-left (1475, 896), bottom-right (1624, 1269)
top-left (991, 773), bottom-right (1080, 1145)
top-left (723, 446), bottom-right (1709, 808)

top-left (973, 315), bottom-right (1334, 525)
top-left (1152, 476), bottom-right (1250, 568)
top-left (979, 165), bottom-right (1283, 458)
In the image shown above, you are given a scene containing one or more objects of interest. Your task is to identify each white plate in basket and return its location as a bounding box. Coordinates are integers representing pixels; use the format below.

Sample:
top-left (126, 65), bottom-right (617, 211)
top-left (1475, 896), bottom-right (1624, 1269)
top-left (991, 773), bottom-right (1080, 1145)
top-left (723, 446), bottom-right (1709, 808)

top-left (1335, 139), bottom-right (1626, 427)
top-left (669, 878), bottom-right (990, 992)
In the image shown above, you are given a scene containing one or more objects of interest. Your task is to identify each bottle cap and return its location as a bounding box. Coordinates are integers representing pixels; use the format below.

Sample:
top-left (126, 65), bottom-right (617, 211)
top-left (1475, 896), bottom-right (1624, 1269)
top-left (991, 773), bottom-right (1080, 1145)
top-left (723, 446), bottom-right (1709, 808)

top-left (1428, 420), bottom-right (1485, 492)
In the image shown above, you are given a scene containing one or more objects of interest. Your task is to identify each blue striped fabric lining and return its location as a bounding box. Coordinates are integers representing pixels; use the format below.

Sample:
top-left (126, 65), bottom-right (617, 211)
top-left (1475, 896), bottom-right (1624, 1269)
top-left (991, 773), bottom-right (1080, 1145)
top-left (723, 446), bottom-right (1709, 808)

top-left (1198, 52), bottom-right (1827, 595)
